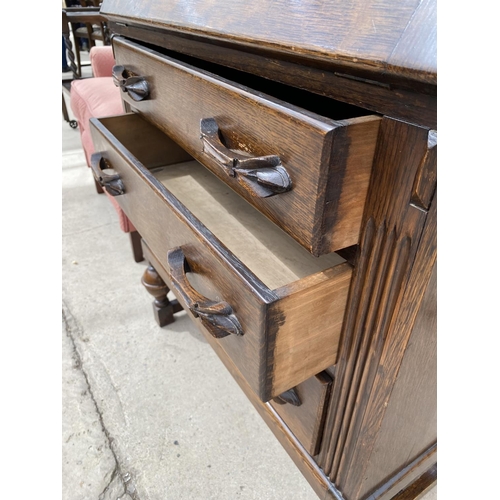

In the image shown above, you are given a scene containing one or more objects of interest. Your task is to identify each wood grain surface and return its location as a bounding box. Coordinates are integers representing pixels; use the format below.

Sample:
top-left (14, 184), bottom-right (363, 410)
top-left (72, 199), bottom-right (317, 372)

top-left (101, 0), bottom-right (436, 85)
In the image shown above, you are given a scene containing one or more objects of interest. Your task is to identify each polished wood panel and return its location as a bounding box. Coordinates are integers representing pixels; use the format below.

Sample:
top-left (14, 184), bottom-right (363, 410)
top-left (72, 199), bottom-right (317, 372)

top-left (101, 0), bottom-right (436, 85)
top-left (112, 37), bottom-right (381, 256)
top-left (90, 113), bottom-right (353, 401)
top-left (270, 372), bottom-right (332, 456)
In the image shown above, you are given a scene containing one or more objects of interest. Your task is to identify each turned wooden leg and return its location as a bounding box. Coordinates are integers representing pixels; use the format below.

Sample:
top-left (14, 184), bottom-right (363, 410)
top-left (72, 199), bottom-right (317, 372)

top-left (129, 231), bottom-right (144, 263)
top-left (141, 263), bottom-right (183, 327)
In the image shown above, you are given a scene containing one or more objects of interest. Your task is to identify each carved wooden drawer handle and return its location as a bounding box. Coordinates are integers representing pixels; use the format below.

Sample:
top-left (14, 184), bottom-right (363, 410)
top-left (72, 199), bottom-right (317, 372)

top-left (200, 118), bottom-right (292, 198)
top-left (166, 247), bottom-right (243, 338)
top-left (90, 153), bottom-right (125, 196)
top-left (112, 65), bottom-right (150, 101)
top-left (272, 387), bottom-right (302, 406)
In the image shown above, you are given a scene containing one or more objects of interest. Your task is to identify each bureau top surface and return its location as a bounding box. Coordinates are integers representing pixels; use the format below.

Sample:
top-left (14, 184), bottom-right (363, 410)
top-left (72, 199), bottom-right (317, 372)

top-left (101, 0), bottom-right (436, 86)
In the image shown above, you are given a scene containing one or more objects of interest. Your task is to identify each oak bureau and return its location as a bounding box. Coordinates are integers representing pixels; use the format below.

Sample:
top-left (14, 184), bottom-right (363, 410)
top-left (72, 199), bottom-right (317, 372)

top-left (90, 1), bottom-right (437, 499)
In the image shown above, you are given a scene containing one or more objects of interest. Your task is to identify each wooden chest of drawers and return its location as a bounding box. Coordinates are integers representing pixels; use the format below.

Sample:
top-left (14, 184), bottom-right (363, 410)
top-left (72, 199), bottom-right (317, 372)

top-left (94, 1), bottom-right (437, 499)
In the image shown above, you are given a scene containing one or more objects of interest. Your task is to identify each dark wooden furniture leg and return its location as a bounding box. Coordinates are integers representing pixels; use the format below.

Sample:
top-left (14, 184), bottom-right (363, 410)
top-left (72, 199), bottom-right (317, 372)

top-left (62, 93), bottom-right (70, 122)
top-left (129, 231), bottom-right (144, 263)
top-left (93, 177), bottom-right (105, 194)
top-left (141, 262), bottom-right (183, 327)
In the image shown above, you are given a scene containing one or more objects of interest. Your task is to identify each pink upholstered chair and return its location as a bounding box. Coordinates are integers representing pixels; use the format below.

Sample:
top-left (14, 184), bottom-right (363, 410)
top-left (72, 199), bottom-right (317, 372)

top-left (70, 46), bottom-right (143, 262)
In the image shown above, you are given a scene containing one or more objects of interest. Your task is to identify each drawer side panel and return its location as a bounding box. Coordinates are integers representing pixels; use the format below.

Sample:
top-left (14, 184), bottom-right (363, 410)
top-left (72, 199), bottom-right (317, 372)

top-left (268, 263), bottom-right (352, 397)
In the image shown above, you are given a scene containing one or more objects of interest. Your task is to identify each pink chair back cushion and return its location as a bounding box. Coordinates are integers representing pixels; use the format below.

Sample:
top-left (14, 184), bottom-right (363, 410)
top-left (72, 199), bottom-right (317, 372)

top-left (89, 46), bottom-right (116, 77)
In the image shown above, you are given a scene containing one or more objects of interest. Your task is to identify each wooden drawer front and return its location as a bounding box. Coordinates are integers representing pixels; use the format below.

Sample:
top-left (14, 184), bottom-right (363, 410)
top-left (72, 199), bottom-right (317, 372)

top-left (270, 372), bottom-right (332, 456)
top-left (112, 37), bottom-right (380, 256)
top-left (90, 114), bottom-right (352, 402)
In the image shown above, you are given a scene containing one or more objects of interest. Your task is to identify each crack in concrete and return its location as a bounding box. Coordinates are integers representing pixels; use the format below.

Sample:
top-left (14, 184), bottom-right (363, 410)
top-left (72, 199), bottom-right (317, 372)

top-left (62, 301), bottom-right (141, 500)
top-left (98, 466), bottom-right (120, 500)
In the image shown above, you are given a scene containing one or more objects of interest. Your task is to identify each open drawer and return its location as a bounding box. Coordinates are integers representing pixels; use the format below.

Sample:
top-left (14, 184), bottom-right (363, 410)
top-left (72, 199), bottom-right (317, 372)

top-left (112, 36), bottom-right (380, 256)
top-left (90, 113), bottom-right (352, 401)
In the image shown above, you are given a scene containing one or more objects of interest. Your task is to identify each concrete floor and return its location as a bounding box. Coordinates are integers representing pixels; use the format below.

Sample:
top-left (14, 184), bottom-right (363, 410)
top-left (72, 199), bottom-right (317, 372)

top-left (61, 88), bottom-right (437, 500)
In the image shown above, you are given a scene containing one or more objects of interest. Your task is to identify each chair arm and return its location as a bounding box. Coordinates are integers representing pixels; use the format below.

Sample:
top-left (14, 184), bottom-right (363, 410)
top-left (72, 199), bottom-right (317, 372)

top-left (90, 46), bottom-right (115, 77)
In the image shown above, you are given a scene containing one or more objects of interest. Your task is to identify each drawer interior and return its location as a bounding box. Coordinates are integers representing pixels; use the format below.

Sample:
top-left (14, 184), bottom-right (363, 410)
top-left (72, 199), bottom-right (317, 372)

top-left (101, 115), bottom-right (346, 291)
top-left (137, 41), bottom-right (373, 124)
top-left (152, 162), bottom-right (345, 290)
